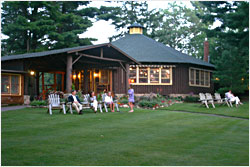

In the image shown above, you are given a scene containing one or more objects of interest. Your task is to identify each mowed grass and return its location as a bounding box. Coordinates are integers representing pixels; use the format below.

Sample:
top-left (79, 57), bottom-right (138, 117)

top-left (159, 102), bottom-right (249, 119)
top-left (1, 106), bottom-right (249, 166)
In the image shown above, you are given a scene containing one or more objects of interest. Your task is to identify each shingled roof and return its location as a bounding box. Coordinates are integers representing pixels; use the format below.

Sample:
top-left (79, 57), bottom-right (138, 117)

top-left (111, 34), bottom-right (215, 68)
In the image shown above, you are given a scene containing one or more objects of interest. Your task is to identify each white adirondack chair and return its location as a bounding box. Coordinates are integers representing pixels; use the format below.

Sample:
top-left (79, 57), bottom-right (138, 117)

top-left (48, 94), bottom-right (66, 115)
top-left (199, 93), bottom-right (209, 108)
top-left (205, 93), bottom-right (215, 108)
top-left (214, 93), bottom-right (230, 107)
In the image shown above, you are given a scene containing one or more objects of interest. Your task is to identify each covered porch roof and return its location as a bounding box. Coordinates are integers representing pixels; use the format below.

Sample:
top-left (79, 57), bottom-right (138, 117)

top-left (1, 43), bottom-right (139, 72)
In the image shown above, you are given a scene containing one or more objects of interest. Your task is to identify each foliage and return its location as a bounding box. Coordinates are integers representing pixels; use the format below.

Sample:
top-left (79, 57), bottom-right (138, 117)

top-left (119, 99), bottom-right (128, 105)
top-left (1, 1), bottom-right (103, 56)
top-left (30, 100), bottom-right (47, 106)
top-left (1, 107), bottom-right (249, 165)
top-left (194, 1), bottom-right (249, 94)
top-left (183, 96), bottom-right (199, 103)
top-left (98, 1), bottom-right (162, 41)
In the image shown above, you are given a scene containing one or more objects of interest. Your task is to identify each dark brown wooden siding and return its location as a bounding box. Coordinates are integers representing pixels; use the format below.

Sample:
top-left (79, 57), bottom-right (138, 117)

top-left (113, 64), bottom-right (214, 95)
top-left (1, 75), bottom-right (24, 104)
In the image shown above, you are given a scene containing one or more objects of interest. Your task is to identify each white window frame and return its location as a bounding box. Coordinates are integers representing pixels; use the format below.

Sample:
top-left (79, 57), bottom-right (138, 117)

top-left (189, 67), bottom-right (211, 88)
top-left (130, 66), bottom-right (173, 85)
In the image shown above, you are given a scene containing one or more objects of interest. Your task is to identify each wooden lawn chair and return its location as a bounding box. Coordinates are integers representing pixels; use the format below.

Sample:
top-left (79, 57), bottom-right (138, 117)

top-left (199, 93), bottom-right (209, 108)
top-left (48, 94), bottom-right (66, 115)
top-left (67, 94), bottom-right (91, 114)
top-left (102, 94), bottom-right (119, 112)
top-left (205, 93), bottom-right (215, 108)
top-left (214, 93), bottom-right (230, 107)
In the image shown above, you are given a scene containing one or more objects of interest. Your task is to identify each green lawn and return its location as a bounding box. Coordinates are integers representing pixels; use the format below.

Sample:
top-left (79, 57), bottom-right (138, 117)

top-left (158, 102), bottom-right (249, 119)
top-left (1, 106), bottom-right (249, 166)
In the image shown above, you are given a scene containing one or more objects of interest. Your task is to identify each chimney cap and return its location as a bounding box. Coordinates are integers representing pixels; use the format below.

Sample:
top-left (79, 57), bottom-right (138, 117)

top-left (127, 22), bottom-right (144, 29)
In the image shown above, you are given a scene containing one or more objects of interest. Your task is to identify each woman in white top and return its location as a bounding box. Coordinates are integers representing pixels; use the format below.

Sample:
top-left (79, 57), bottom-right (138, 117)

top-left (225, 90), bottom-right (243, 107)
top-left (90, 91), bottom-right (98, 113)
top-left (104, 91), bottom-right (115, 112)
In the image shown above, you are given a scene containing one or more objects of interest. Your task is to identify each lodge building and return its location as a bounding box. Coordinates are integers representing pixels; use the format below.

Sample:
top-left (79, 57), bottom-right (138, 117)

top-left (1, 23), bottom-right (214, 104)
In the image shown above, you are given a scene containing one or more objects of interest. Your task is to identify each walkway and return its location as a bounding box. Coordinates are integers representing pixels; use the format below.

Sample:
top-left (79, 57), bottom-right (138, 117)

top-left (167, 110), bottom-right (248, 120)
top-left (1, 105), bottom-right (30, 112)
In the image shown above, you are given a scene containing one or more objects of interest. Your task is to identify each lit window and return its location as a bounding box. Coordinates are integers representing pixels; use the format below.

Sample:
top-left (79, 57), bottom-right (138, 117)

top-left (150, 68), bottom-right (159, 83)
top-left (161, 68), bottom-right (171, 83)
top-left (129, 67), bottom-right (137, 83)
top-left (1, 74), bottom-right (21, 95)
top-left (139, 68), bottom-right (148, 83)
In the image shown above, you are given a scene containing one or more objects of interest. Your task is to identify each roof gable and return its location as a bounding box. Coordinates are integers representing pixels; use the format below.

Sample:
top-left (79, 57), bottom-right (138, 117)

top-left (111, 34), bottom-right (215, 68)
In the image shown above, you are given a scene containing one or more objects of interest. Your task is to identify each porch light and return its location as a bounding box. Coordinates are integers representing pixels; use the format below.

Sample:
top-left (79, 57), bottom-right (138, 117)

top-left (131, 79), bottom-right (135, 83)
top-left (215, 77), bottom-right (220, 81)
top-left (73, 72), bottom-right (76, 80)
top-left (129, 68), bottom-right (133, 71)
top-left (78, 73), bottom-right (81, 79)
top-left (94, 73), bottom-right (99, 77)
top-left (30, 71), bottom-right (35, 75)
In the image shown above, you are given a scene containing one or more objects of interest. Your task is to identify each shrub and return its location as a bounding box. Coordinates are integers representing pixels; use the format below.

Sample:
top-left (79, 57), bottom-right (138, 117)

top-left (30, 100), bottom-right (47, 106)
top-left (119, 99), bottom-right (128, 104)
top-left (184, 96), bottom-right (199, 103)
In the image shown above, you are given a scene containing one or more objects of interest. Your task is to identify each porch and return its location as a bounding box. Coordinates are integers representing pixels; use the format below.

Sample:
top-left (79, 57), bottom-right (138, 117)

top-left (1, 43), bottom-right (138, 102)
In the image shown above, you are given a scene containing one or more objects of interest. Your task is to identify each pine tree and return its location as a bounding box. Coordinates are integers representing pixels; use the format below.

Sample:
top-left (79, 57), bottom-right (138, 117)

top-left (1, 1), bottom-right (102, 56)
top-left (197, 1), bottom-right (249, 94)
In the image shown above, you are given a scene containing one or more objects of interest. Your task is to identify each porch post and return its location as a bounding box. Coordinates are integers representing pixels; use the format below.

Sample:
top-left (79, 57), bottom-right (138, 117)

top-left (36, 72), bottom-right (40, 96)
top-left (125, 63), bottom-right (130, 93)
top-left (83, 69), bottom-right (88, 94)
top-left (66, 55), bottom-right (73, 93)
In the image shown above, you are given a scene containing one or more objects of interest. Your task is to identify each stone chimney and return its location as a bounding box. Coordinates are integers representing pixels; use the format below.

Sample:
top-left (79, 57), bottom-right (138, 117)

top-left (204, 41), bottom-right (209, 62)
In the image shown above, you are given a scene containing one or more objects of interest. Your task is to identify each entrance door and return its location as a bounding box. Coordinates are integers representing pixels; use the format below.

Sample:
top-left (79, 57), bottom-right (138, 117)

top-left (91, 69), bottom-right (112, 93)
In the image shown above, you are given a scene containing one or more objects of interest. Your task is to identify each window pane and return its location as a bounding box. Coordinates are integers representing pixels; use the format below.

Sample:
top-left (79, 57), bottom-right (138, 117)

top-left (1, 75), bottom-right (10, 94)
top-left (139, 68), bottom-right (148, 83)
top-left (200, 71), bottom-right (205, 86)
top-left (195, 70), bottom-right (200, 85)
top-left (150, 68), bottom-right (159, 83)
top-left (11, 75), bottom-right (20, 94)
top-left (100, 70), bottom-right (109, 84)
top-left (205, 72), bottom-right (209, 86)
top-left (190, 69), bottom-right (194, 85)
top-left (129, 67), bottom-right (136, 83)
top-left (162, 68), bottom-right (171, 83)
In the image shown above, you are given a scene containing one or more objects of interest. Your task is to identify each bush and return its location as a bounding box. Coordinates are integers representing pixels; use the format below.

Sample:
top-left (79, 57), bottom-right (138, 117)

top-left (119, 99), bottom-right (128, 104)
top-left (30, 100), bottom-right (47, 106)
top-left (184, 96), bottom-right (199, 103)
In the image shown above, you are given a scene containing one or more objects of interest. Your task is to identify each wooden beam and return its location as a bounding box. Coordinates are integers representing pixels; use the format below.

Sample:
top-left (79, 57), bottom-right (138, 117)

top-left (101, 48), bottom-right (103, 58)
top-left (66, 55), bottom-right (72, 93)
top-left (119, 62), bottom-right (127, 73)
top-left (72, 55), bottom-right (83, 65)
top-left (125, 63), bottom-right (130, 93)
top-left (79, 53), bottom-right (125, 62)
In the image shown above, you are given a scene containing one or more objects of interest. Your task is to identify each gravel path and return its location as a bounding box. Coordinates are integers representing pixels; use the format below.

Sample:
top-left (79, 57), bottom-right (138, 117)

top-left (1, 105), bottom-right (30, 112)
top-left (167, 110), bottom-right (248, 120)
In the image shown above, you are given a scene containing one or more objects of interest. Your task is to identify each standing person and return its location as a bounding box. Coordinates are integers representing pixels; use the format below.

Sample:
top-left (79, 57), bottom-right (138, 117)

top-left (128, 84), bottom-right (134, 112)
top-left (105, 91), bottom-right (115, 112)
top-left (225, 90), bottom-right (243, 107)
top-left (68, 90), bottom-right (83, 114)
top-left (90, 91), bottom-right (98, 113)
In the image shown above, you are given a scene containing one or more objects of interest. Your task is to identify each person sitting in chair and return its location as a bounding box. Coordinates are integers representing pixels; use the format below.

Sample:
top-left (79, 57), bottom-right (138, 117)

top-left (225, 90), bottom-right (243, 107)
top-left (105, 91), bottom-right (115, 112)
top-left (90, 91), bottom-right (98, 113)
top-left (68, 90), bottom-right (83, 114)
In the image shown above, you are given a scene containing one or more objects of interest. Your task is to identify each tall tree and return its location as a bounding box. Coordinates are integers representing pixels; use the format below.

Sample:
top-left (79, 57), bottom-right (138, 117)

top-left (196, 1), bottom-right (249, 94)
top-left (98, 1), bottom-right (162, 41)
top-left (1, 1), bottom-right (100, 56)
top-left (154, 2), bottom-right (209, 57)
